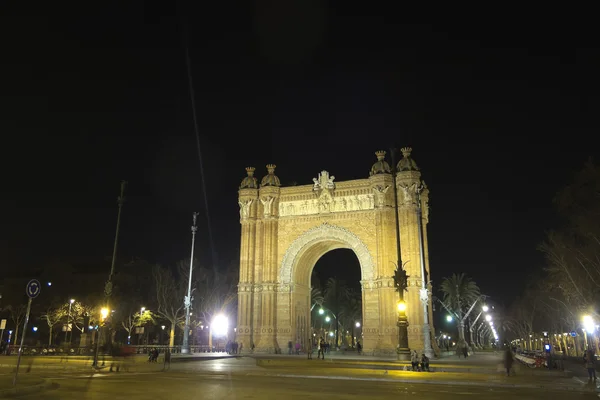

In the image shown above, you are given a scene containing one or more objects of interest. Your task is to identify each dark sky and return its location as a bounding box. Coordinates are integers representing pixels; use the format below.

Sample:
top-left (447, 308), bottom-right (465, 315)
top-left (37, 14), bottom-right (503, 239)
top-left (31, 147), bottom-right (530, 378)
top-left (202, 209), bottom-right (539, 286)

top-left (1, 3), bottom-right (598, 308)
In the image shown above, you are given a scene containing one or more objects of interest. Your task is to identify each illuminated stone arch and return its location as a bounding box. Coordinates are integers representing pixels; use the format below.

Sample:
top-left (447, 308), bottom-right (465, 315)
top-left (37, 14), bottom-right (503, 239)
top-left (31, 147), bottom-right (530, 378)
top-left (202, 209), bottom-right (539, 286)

top-left (235, 150), bottom-right (434, 355)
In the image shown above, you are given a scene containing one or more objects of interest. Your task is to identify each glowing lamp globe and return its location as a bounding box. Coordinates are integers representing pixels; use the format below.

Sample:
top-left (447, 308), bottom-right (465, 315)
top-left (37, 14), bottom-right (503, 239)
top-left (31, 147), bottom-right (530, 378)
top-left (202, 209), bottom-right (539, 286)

top-left (212, 314), bottom-right (229, 337)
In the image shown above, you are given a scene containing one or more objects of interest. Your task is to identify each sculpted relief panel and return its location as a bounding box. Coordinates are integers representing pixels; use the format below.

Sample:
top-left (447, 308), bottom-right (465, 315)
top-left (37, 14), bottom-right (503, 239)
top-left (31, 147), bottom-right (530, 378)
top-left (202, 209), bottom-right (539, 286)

top-left (279, 194), bottom-right (374, 217)
top-left (279, 170), bottom-right (376, 217)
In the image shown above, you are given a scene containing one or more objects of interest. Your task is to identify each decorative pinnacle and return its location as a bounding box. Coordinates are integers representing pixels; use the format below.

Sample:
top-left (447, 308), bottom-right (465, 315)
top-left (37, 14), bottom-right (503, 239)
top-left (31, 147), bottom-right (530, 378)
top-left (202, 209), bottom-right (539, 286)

top-left (375, 150), bottom-right (386, 161)
top-left (266, 164), bottom-right (276, 174)
top-left (400, 147), bottom-right (413, 158)
top-left (245, 167), bottom-right (255, 176)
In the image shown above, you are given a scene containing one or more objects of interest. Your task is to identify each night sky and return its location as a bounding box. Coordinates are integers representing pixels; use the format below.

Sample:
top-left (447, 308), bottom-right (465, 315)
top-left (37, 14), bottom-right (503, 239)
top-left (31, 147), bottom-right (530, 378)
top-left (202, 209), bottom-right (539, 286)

top-left (2, 4), bottom-right (598, 310)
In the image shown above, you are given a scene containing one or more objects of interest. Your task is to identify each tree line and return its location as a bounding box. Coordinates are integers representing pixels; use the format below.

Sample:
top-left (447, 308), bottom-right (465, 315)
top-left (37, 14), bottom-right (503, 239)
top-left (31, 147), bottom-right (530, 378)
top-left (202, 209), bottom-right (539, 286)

top-left (0, 258), bottom-right (238, 348)
top-left (505, 161), bottom-right (600, 355)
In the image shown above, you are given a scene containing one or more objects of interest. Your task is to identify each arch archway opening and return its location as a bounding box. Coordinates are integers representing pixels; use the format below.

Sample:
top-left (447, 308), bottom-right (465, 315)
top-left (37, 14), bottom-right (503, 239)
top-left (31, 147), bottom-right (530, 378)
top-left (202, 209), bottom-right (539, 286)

top-left (310, 249), bottom-right (362, 351)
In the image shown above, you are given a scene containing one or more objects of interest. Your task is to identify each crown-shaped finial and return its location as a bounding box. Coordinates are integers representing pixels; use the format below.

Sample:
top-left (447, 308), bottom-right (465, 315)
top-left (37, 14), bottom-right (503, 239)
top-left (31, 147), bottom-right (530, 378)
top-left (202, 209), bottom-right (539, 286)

top-left (400, 147), bottom-right (413, 158)
top-left (375, 150), bottom-right (386, 161)
top-left (266, 164), bottom-right (276, 174)
top-left (245, 167), bottom-right (255, 176)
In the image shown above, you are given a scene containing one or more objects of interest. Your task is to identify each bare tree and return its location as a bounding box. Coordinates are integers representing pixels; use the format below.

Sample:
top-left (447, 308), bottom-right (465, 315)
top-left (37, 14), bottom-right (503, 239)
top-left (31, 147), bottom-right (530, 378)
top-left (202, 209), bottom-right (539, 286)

top-left (8, 304), bottom-right (27, 347)
top-left (192, 266), bottom-right (236, 329)
top-left (41, 304), bottom-right (67, 346)
top-left (121, 310), bottom-right (157, 342)
top-left (153, 265), bottom-right (186, 346)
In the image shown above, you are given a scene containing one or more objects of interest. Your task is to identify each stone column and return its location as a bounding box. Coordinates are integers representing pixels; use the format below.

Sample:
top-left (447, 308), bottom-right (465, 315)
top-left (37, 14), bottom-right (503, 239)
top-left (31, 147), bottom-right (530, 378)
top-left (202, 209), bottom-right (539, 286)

top-left (252, 186), bottom-right (280, 352)
top-left (360, 280), bottom-right (379, 353)
top-left (369, 172), bottom-right (398, 354)
top-left (237, 188), bottom-right (258, 352)
top-left (396, 170), bottom-right (426, 352)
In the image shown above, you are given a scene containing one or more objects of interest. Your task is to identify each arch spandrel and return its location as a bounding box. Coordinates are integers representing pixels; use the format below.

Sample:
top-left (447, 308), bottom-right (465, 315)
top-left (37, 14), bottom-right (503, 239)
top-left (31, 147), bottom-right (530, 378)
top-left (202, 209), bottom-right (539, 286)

top-left (279, 222), bottom-right (375, 285)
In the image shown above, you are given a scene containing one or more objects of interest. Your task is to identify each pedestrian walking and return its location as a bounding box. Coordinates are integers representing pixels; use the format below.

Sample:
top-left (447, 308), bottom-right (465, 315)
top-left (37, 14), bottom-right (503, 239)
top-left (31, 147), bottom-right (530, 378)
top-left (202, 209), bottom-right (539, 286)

top-left (503, 347), bottom-right (514, 376)
top-left (584, 349), bottom-right (597, 381)
top-left (318, 338), bottom-right (326, 360)
top-left (163, 349), bottom-right (171, 371)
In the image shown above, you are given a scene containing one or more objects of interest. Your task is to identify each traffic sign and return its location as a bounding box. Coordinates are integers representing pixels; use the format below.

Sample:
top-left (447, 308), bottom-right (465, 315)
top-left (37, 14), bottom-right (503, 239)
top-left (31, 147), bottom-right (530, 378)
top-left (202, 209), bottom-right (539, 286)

top-left (570, 331), bottom-right (577, 337)
top-left (26, 279), bottom-right (41, 299)
top-left (0, 319), bottom-right (6, 330)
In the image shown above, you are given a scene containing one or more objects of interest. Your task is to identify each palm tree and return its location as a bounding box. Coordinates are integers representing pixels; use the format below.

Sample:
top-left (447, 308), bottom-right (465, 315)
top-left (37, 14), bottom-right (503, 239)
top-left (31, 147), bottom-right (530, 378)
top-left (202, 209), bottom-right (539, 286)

top-left (340, 294), bottom-right (362, 347)
top-left (323, 277), bottom-right (350, 348)
top-left (311, 287), bottom-right (324, 311)
top-left (440, 273), bottom-right (481, 344)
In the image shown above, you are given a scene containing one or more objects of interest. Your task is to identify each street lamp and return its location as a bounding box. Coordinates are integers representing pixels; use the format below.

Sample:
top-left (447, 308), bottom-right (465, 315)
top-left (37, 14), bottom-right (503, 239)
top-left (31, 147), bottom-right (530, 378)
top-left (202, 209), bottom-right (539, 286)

top-left (446, 315), bottom-right (453, 322)
top-left (583, 315), bottom-right (595, 332)
top-left (138, 307), bottom-right (146, 345)
top-left (182, 212), bottom-right (199, 354)
top-left (325, 316), bottom-right (331, 323)
top-left (212, 314), bottom-right (228, 338)
top-left (390, 148), bottom-right (411, 361)
top-left (415, 180), bottom-right (434, 358)
top-left (485, 314), bottom-right (492, 322)
top-left (65, 299), bottom-right (75, 345)
top-left (470, 304), bottom-right (489, 348)
top-left (583, 315), bottom-right (595, 349)
top-left (355, 322), bottom-right (361, 328)
top-left (93, 308), bottom-right (110, 368)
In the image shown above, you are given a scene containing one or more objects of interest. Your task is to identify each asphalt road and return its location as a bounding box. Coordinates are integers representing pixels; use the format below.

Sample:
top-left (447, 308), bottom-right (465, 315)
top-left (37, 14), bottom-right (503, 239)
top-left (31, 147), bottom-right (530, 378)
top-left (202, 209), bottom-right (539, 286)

top-left (1, 357), bottom-right (597, 399)
top-left (10, 370), bottom-right (596, 399)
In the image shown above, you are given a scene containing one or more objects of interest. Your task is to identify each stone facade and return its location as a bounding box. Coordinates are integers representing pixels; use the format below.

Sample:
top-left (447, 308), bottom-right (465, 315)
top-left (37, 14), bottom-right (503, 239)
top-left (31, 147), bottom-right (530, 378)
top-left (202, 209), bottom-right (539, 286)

top-left (236, 150), bottom-right (434, 355)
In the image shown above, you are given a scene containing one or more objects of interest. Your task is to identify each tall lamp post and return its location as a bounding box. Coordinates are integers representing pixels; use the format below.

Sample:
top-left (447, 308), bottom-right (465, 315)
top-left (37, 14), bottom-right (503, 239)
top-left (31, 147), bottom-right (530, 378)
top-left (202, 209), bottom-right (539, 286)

top-left (583, 315), bottom-right (595, 351)
top-left (181, 212), bottom-right (199, 354)
top-left (390, 147), bottom-right (410, 360)
top-left (139, 307), bottom-right (146, 345)
top-left (415, 184), bottom-right (434, 358)
top-left (469, 304), bottom-right (488, 348)
top-left (65, 299), bottom-right (75, 345)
